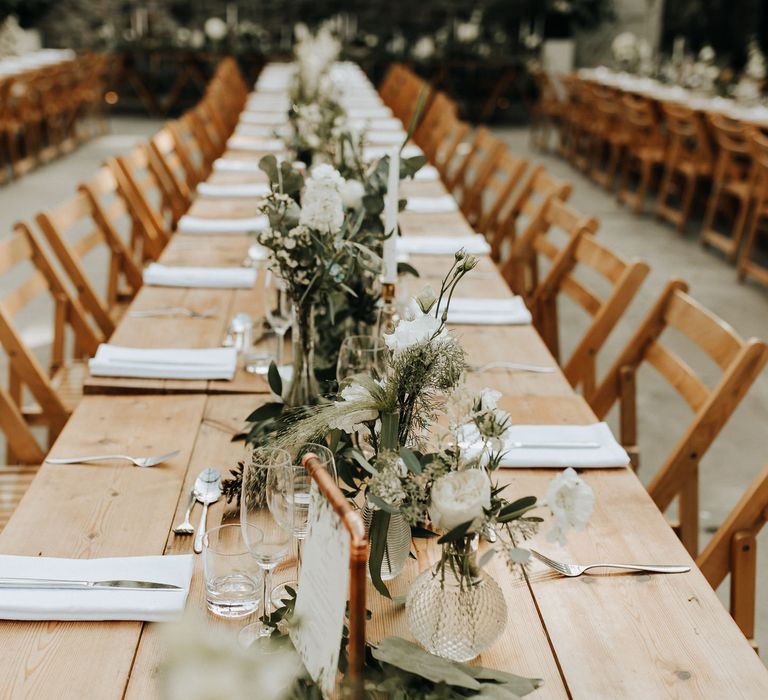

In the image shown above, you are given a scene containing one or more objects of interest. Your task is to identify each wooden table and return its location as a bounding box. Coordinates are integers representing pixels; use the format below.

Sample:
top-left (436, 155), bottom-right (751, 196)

top-left (3, 64), bottom-right (768, 700)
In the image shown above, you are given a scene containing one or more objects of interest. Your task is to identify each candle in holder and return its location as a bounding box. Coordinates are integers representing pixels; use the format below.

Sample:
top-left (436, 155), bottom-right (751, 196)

top-left (382, 147), bottom-right (399, 285)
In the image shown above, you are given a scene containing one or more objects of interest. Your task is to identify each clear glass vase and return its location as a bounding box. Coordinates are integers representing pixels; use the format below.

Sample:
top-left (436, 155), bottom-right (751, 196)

top-left (286, 302), bottom-right (321, 407)
top-left (405, 540), bottom-right (507, 662)
top-left (362, 504), bottom-right (411, 582)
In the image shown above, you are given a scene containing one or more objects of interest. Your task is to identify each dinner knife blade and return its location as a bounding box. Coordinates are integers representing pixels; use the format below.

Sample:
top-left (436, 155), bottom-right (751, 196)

top-left (0, 577), bottom-right (182, 591)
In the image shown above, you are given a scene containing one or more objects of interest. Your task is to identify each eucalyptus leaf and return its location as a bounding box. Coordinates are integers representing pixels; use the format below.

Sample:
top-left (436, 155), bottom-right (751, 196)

top-left (437, 518), bottom-right (476, 544)
top-left (464, 664), bottom-right (543, 696)
top-left (368, 510), bottom-right (392, 598)
top-left (267, 361), bottom-right (283, 396)
top-left (367, 494), bottom-right (399, 514)
top-left (258, 154), bottom-right (279, 183)
top-left (399, 447), bottom-right (422, 474)
top-left (396, 261), bottom-right (420, 278)
top-left (245, 402), bottom-right (284, 423)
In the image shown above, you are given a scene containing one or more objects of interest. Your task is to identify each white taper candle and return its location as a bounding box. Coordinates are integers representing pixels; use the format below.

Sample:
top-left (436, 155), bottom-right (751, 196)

top-left (382, 147), bottom-right (399, 284)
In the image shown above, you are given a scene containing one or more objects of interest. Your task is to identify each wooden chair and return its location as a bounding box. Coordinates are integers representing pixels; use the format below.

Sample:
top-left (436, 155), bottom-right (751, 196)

top-left (35, 184), bottom-right (144, 339)
top-left (0, 224), bottom-right (101, 459)
top-left (737, 128), bottom-right (768, 288)
top-left (655, 102), bottom-right (714, 232)
top-left (529, 70), bottom-right (565, 152)
top-left (446, 127), bottom-right (506, 217)
top-left (617, 94), bottom-right (667, 214)
top-left (697, 463), bottom-right (768, 646)
top-left (413, 91), bottom-right (458, 150)
top-left (558, 76), bottom-right (594, 172)
top-left (589, 89), bottom-right (630, 191)
top-left (700, 115), bottom-right (753, 260)
top-left (472, 149), bottom-right (528, 236)
top-left (148, 124), bottom-right (197, 214)
top-left (169, 116), bottom-right (209, 183)
top-left (424, 115), bottom-right (471, 184)
top-left (491, 166), bottom-right (572, 269)
top-left (530, 231), bottom-right (650, 401)
top-left (589, 280), bottom-right (768, 555)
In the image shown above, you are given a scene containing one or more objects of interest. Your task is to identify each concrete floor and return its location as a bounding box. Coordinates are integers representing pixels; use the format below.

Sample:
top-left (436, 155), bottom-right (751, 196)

top-left (0, 118), bottom-right (765, 659)
top-left (495, 127), bottom-right (768, 659)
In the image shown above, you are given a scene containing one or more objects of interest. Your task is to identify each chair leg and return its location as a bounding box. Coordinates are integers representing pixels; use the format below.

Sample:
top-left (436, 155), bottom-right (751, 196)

top-left (737, 208), bottom-right (763, 282)
top-left (635, 162), bottom-right (654, 214)
top-left (730, 530), bottom-right (757, 641)
top-left (676, 174), bottom-right (698, 233)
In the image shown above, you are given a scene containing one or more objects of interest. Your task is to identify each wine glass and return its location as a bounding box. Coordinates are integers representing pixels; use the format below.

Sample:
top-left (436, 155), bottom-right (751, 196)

top-left (336, 334), bottom-right (388, 384)
top-left (263, 269), bottom-right (292, 367)
top-left (270, 443), bottom-right (337, 607)
top-left (239, 447), bottom-right (293, 647)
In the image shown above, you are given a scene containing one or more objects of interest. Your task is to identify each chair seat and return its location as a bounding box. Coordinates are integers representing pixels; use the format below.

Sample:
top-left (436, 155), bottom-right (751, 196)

top-left (0, 463), bottom-right (38, 532)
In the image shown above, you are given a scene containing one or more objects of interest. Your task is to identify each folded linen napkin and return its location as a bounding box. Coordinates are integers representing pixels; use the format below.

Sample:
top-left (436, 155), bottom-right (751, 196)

top-left (245, 99), bottom-right (289, 113)
top-left (413, 165), bottom-right (440, 182)
top-left (349, 107), bottom-right (394, 119)
top-left (348, 117), bottom-right (403, 131)
top-left (212, 158), bottom-right (262, 173)
top-left (88, 345), bottom-right (237, 380)
top-left (177, 214), bottom-right (268, 235)
top-left (405, 195), bottom-right (459, 214)
top-left (227, 136), bottom-right (284, 152)
top-left (463, 422), bottom-right (629, 469)
top-left (364, 144), bottom-right (423, 160)
top-left (397, 235), bottom-right (491, 256)
top-left (239, 112), bottom-right (285, 125)
top-left (143, 263), bottom-right (256, 289)
top-left (196, 182), bottom-right (270, 199)
top-left (0, 554), bottom-right (193, 621)
top-left (235, 123), bottom-right (289, 138)
top-left (441, 296), bottom-right (531, 325)
top-left (365, 131), bottom-right (408, 145)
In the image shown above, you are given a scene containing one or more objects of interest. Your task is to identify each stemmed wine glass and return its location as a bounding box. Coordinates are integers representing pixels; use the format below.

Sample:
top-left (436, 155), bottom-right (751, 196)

top-left (263, 269), bottom-right (292, 367)
top-left (239, 447), bottom-right (293, 647)
top-left (270, 443), bottom-right (337, 607)
top-left (336, 334), bottom-right (388, 384)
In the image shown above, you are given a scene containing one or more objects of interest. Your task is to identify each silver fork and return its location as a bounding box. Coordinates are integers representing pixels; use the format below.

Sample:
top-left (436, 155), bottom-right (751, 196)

top-left (530, 549), bottom-right (690, 577)
top-left (128, 306), bottom-right (219, 319)
top-left (46, 450), bottom-right (180, 468)
top-left (173, 490), bottom-right (197, 535)
top-left (469, 361), bottom-right (555, 374)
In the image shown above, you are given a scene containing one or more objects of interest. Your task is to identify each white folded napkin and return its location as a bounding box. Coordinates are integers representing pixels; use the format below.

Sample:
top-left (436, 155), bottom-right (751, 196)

top-left (366, 131), bottom-right (408, 145)
top-left (364, 144), bottom-right (423, 160)
top-left (239, 112), bottom-right (284, 125)
top-left (405, 195), bottom-right (458, 214)
top-left (177, 214), bottom-right (269, 235)
top-left (397, 235), bottom-right (491, 256)
top-left (143, 263), bottom-right (257, 289)
top-left (227, 136), bottom-right (284, 152)
top-left (196, 181), bottom-right (271, 198)
top-left (235, 123), bottom-right (289, 138)
top-left (88, 345), bottom-right (237, 380)
top-left (0, 554), bottom-right (193, 621)
top-left (442, 297), bottom-right (531, 325)
top-left (245, 99), bottom-right (289, 113)
top-left (413, 165), bottom-right (440, 182)
top-left (350, 107), bottom-right (394, 119)
top-left (348, 117), bottom-right (403, 131)
top-left (213, 158), bottom-right (262, 173)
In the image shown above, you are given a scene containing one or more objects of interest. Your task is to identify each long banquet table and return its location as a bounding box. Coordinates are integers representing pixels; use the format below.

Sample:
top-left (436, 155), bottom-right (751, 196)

top-left (1, 62), bottom-right (767, 699)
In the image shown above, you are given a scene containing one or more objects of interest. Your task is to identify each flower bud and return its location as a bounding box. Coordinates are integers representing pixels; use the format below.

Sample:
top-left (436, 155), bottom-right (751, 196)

top-left (415, 285), bottom-right (437, 313)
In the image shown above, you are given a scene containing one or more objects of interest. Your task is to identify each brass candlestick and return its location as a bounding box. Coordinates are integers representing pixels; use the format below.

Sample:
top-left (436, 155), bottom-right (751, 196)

top-left (379, 282), bottom-right (399, 336)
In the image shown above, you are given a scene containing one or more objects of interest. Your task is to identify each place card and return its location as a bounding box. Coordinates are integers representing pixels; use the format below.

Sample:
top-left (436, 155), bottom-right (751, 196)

top-left (290, 481), bottom-right (350, 697)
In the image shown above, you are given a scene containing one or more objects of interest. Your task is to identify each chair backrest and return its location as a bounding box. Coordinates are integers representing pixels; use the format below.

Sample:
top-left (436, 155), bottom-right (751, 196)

top-left (530, 231), bottom-right (650, 399)
top-left (590, 280), bottom-right (768, 555)
top-left (493, 166), bottom-right (572, 270)
top-left (35, 184), bottom-right (143, 339)
top-left (190, 99), bottom-right (229, 161)
top-left (413, 91), bottom-right (458, 148)
top-left (660, 102), bottom-right (714, 166)
top-left (169, 116), bottom-right (209, 182)
top-left (446, 126), bottom-right (506, 202)
top-left (697, 463), bottom-right (768, 641)
top-left (0, 224), bottom-right (100, 457)
top-left (471, 149), bottom-right (528, 234)
top-left (622, 93), bottom-right (664, 150)
top-left (426, 115), bottom-right (471, 182)
top-left (148, 124), bottom-right (195, 215)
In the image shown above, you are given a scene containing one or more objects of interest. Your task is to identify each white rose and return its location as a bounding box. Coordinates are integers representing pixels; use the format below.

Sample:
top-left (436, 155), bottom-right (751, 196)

top-left (341, 179), bottom-right (365, 210)
top-left (544, 467), bottom-right (595, 545)
top-left (384, 309), bottom-right (447, 354)
top-left (429, 469), bottom-right (491, 531)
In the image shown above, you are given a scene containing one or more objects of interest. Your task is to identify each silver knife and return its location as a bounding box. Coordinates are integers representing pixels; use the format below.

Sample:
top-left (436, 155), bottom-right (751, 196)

top-left (0, 577), bottom-right (182, 591)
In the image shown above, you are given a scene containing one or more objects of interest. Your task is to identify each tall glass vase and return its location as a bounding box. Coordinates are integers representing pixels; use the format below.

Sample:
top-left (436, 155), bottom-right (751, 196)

top-left (405, 537), bottom-right (507, 662)
top-left (285, 303), bottom-right (321, 407)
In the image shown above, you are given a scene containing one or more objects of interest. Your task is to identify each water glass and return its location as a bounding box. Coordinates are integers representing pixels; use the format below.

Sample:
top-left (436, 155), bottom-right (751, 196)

top-left (203, 523), bottom-right (262, 618)
top-left (336, 334), bottom-right (388, 384)
top-left (263, 270), bottom-right (292, 366)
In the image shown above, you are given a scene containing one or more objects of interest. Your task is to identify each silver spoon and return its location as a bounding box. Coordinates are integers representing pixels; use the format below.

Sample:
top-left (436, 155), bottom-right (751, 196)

top-left (193, 468), bottom-right (222, 553)
top-left (46, 450), bottom-right (180, 468)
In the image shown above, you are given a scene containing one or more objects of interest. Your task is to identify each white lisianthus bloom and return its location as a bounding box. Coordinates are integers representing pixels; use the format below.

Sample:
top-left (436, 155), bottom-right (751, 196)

top-left (328, 382), bottom-right (379, 433)
top-left (429, 469), bottom-right (491, 531)
top-left (299, 164), bottom-right (345, 232)
top-left (477, 387), bottom-right (502, 411)
top-left (340, 179), bottom-right (365, 210)
top-left (384, 308), bottom-right (447, 355)
top-left (544, 467), bottom-right (595, 545)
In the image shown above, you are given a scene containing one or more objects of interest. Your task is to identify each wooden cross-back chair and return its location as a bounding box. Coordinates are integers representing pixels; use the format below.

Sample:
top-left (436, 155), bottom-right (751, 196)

top-left (413, 91), bottom-right (458, 151)
top-left (529, 70), bottom-right (565, 152)
top-left (700, 114), bottom-right (753, 261)
top-left (35, 183), bottom-right (143, 339)
top-left (391, 71), bottom-right (430, 128)
top-left (558, 76), bottom-right (596, 172)
top-left (655, 102), bottom-right (714, 232)
top-left (589, 89), bottom-right (630, 190)
top-left (0, 224), bottom-right (101, 459)
top-left (445, 126), bottom-right (506, 214)
top-left (191, 99), bottom-right (230, 161)
top-left (472, 149), bottom-right (528, 236)
top-left (300, 452), bottom-right (366, 698)
top-left (738, 127), bottom-right (768, 288)
top-left (589, 280), bottom-right (768, 556)
top-left (169, 117), bottom-right (209, 183)
top-left (378, 63), bottom-right (406, 107)
top-left (148, 124), bottom-right (197, 213)
top-left (178, 110), bottom-right (219, 174)
top-left (490, 165), bottom-right (572, 268)
top-left (529, 229), bottom-right (650, 400)
top-left (617, 93), bottom-right (667, 214)
top-left (697, 463), bottom-right (768, 646)
top-left (424, 115), bottom-right (471, 183)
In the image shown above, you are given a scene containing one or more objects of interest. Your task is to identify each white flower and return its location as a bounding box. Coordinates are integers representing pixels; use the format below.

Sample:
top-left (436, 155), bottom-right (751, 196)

top-left (477, 388), bottom-right (502, 411)
top-left (299, 165), bottom-right (345, 232)
top-left (384, 307), bottom-right (446, 355)
top-left (544, 467), bottom-right (594, 545)
top-left (340, 179), bottom-right (365, 210)
top-left (328, 382), bottom-right (379, 434)
top-left (429, 469), bottom-right (491, 531)
top-left (414, 285), bottom-right (437, 314)
top-left (699, 45), bottom-right (716, 63)
top-left (204, 17), bottom-right (228, 41)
